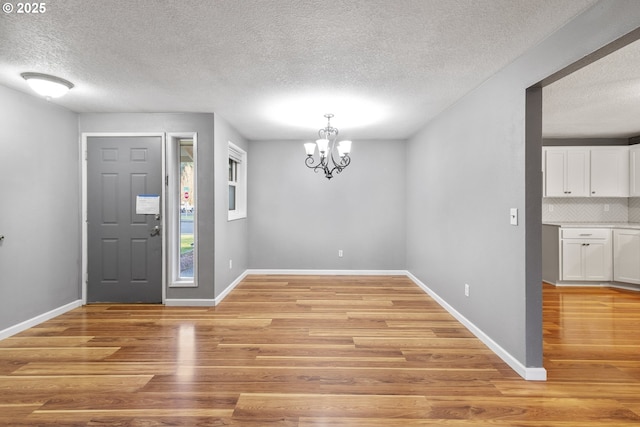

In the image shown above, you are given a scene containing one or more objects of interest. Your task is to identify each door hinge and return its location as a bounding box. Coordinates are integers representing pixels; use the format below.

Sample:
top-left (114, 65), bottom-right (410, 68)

top-left (165, 175), bottom-right (169, 186)
top-left (84, 150), bottom-right (88, 160)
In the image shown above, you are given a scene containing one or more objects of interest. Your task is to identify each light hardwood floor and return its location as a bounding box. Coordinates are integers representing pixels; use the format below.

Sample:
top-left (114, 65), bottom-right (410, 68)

top-left (1, 275), bottom-right (640, 426)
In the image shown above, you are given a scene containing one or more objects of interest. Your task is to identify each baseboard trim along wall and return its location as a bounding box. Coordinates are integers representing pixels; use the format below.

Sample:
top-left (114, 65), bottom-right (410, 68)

top-left (245, 269), bottom-right (408, 276)
top-left (0, 299), bottom-right (83, 341)
top-left (215, 270), bottom-right (249, 305)
top-left (164, 299), bottom-right (216, 307)
top-left (165, 270), bottom-right (249, 307)
top-left (405, 272), bottom-right (547, 381)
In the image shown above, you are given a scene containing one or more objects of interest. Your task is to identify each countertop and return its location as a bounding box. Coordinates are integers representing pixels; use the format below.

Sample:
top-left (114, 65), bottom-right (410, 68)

top-left (543, 222), bottom-right (640, 230)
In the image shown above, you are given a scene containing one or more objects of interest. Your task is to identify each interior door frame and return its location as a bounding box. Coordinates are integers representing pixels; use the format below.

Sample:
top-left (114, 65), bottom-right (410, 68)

top-left (81, 132), bottom-right (167, 305)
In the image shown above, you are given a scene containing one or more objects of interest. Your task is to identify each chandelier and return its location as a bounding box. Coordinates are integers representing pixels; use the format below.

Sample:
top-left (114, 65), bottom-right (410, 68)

top-left (304, 114), bottom-right (352, 180)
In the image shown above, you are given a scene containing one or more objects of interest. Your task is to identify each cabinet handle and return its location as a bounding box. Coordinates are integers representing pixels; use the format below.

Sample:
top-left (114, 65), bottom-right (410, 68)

top-left (592, 191), bottom-right (596, 194)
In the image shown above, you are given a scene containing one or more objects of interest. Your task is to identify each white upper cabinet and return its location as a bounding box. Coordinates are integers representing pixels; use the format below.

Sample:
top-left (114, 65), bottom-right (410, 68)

top-left (543, 147), bottom-right (590, 197)
top-left (630, 144), bottom-right (640, 197)
top-left (543, 146), bottom-right (631, 198)
top-left (590, 147), bottom-right (629, 197)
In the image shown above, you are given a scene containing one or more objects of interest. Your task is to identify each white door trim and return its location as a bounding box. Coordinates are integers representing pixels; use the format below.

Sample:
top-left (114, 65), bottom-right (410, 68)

top-left (81, 132), bottom-right (167, 304)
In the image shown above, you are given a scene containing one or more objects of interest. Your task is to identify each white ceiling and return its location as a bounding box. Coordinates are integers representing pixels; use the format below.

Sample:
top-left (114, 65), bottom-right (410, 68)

top-left (1, 0), bottom-right (619, 141)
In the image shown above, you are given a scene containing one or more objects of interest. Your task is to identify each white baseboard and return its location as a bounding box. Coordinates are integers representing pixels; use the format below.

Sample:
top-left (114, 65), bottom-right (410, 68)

top-left (164, 270), bottom-right (249, 307)
top-left (0, 300), bottom-right (83, 341)
top-left (405, 272), bottom-right (547, 382)
top-left (164, 299), bottom-right (216, 307)
top-left (245, 269), bottom-right (408, 276)
top-left (214, 270), bottom-right (249, 305)
top-left (549, 280), bottom-right (640, 292)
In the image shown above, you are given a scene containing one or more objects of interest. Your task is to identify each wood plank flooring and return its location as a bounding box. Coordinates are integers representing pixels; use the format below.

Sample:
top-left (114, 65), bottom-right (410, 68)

top-left (1, 275), bottom-right (639, 426)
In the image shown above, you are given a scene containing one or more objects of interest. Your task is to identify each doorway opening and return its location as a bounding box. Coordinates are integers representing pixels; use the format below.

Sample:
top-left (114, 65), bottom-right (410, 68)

top-left (527, 27), bottom-right (640, 371)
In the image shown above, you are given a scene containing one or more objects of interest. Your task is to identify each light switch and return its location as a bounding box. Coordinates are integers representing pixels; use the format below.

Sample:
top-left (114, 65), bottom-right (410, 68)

top-left (510, 208), bottom-right (518, 226)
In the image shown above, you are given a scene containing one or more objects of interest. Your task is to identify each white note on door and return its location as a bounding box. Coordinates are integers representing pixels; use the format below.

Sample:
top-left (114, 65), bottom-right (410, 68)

top-left (136, 194), bottom-right (160, 215)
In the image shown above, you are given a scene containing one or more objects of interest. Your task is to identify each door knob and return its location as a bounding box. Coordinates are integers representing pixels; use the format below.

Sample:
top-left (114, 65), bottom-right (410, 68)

top-left (150, 226), bottom-right (161, 236)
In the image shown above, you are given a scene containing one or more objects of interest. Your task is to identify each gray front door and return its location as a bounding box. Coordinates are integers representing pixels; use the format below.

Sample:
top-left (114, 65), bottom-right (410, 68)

top-left (87, 136), bottom-right (163, 303)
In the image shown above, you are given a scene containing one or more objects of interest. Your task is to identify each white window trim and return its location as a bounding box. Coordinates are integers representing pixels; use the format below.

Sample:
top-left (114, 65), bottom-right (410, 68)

top-left (228, 141), bottom-right (247, 221)
top-left (167, 132), bottom-right (198, 288)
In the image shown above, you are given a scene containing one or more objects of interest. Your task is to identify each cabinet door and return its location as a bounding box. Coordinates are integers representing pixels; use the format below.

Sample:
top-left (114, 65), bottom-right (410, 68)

top-left (590, 147), bottom-right (629, 197)
top-left (613, 229), bottom-right (640, 284)
top-left (630, 145), bottom-right (640, 197)
top-left (561, 240), bottom-right (585, 280)
top-left (583, 241), bottom-right (612, 281)
top-left (544, 149), bottom-right (567, 197)
top-left (565, 149), bottom-right (590, 197)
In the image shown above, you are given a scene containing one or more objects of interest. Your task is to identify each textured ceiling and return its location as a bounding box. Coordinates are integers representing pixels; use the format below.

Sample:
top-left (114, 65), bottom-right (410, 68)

top-left (543, 38), bottom-right (640, 139)
top-left (0, 0), bottom-right (601, 140)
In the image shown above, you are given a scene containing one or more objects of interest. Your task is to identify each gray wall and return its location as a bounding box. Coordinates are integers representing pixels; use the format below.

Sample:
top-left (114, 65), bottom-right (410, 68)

top-left (406, 0), bottom-right (640, 369)
top-left (78, 113), bottom-right (217, 300)
top-left (214, 114), bottom-right (249, 295)
top-left (248, 139), bottom-right (406, 270)
top-left (0, 86), bottom-right (80, 331)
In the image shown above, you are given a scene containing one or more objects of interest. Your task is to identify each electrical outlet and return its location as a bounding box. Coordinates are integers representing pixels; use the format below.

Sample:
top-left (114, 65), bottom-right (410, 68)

top-left (464, 283), bottom-right (470, 297)
top-left (338, 249), bottom-right (343, 258)
top-left (229, 259), bottom-right (233, 269)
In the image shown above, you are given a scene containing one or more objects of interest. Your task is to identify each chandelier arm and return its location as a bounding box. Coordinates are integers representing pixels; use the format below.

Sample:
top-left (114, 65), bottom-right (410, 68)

top-left (305, 155), bottom-right (330, 176)
top-left (329, 155), bottom-right (350, 176)
top-left (328, 143), bottom-right (340, 169)
top-left (304, 156), bottom-right (317, 169)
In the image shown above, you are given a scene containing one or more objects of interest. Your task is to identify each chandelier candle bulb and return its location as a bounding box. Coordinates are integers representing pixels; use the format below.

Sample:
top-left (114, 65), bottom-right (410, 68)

top-left (316, 139), bottom-right (329, 155)
top-left (304, 142), bottom-right (316, 156)
top-left (338, 140), bottom-right (352, 157)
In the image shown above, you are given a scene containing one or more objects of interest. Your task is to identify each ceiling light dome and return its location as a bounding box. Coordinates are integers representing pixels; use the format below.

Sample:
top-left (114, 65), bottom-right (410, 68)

top-left (21, 72), bottom-right (74, 99)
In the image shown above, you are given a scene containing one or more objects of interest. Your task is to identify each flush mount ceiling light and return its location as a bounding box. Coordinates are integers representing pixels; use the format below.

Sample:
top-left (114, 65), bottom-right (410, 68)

top-left (304, 114), bottom-right (352, 180)
top-left (21, 72), bottom-right (74, 99)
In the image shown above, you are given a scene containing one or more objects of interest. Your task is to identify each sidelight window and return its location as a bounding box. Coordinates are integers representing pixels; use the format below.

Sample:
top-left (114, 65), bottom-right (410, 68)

top-left (167, 134), bottom-right (197, 287)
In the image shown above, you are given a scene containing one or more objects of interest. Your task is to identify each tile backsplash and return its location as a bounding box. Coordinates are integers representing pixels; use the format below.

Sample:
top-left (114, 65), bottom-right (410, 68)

top-left (630, 198), bottom-right (640, 222)
top-left (542, 198), bottom-right (636, 223)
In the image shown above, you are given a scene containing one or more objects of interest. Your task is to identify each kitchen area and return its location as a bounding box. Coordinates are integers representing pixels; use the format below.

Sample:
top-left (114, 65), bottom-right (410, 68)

top-left (542, 143), bottom-right (640, 291)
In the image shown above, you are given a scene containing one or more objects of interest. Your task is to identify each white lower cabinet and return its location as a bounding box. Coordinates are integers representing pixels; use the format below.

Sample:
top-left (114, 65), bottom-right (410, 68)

top-left (560, 228), bottom-right (612, 281)
top-left (613, 229), bottom-right (640, 284)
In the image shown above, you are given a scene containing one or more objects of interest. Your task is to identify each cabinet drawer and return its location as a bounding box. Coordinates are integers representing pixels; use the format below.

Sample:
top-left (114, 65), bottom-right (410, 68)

top-left (561, 228), bottom-right (610, 239)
